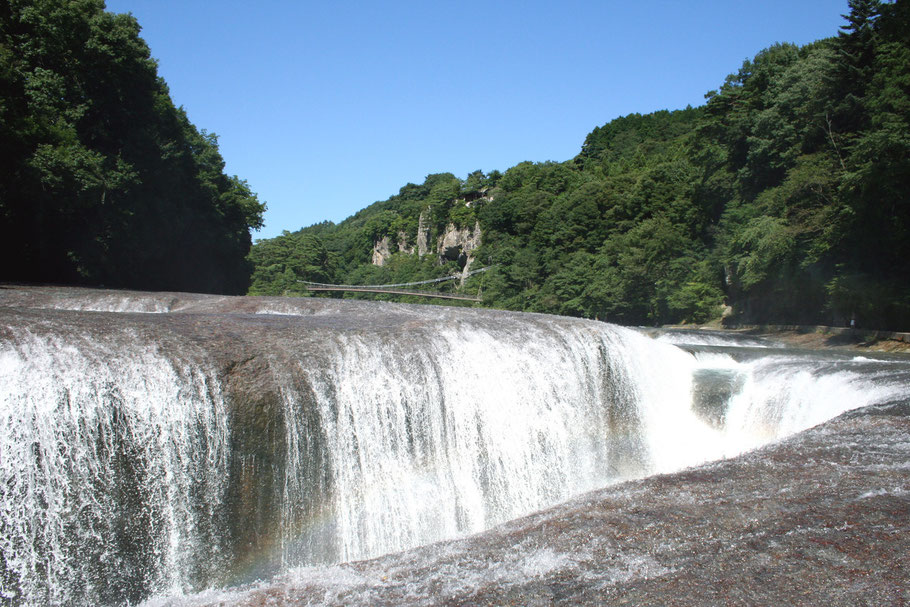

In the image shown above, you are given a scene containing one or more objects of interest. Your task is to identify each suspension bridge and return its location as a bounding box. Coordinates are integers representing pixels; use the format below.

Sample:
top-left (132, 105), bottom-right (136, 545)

top-left (299, 266), bottom-right (493, 302)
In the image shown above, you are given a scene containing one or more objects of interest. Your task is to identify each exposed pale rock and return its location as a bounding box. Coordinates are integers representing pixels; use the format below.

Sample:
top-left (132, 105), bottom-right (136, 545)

top-left (416, 211), bottom-right (431, 257)
top-left (371, 236), bottom-right (391, 266)
top-left (396, 230), bottom-right (413, 255)
top-left (437, 221), bottom-right (482, 275)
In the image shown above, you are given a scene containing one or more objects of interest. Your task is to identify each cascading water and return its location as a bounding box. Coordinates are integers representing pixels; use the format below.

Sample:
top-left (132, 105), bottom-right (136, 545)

top-left (292, 323), bottom-right (652, 564)
top-left (0, 325), bottom-right (229, 606)
top-left (699, 348), bottom-right (910, 452)
top-left (1, 288), bottom-right (908, 607)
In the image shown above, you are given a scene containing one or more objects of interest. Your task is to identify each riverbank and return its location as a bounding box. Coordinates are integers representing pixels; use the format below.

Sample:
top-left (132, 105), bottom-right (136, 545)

top-left (665, 323), bottom-right (910, 354)
top-left (754, 326), bottom-right (910, 353)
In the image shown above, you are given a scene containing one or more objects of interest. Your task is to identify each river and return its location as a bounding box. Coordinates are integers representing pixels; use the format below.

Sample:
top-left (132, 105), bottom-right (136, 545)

top-left (1, 286), bottom-right (908, 606)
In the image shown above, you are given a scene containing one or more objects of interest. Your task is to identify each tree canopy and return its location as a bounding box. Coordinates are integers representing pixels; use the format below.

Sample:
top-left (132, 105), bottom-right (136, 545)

top-left (0, 0), bottom-right (265, 293)
top-left (252, 0), bottom-right (907, 329)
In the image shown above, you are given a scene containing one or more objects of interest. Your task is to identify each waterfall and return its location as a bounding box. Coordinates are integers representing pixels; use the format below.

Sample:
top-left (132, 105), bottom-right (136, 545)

top-left (296, 323), bottom-right (625, 563)
top-left (1, 291), bottom-right (908, 606)
top-left (707, 351), bottom-right (910, 452)
top-left (0, 326), bottom-right (229, 606)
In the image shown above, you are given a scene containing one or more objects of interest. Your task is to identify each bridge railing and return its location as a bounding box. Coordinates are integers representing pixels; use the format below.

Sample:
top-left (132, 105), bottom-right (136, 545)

top-left (298, 265), bottom-right (494, 303)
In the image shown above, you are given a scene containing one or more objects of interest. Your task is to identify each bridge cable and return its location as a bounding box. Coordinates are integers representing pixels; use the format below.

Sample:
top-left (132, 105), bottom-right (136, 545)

top-left (298, 265), bottom-right (495, 290)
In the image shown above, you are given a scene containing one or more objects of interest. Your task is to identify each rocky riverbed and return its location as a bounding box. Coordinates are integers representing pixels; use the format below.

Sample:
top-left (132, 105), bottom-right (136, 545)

top-left (163, 401), bottom-right (910, 607)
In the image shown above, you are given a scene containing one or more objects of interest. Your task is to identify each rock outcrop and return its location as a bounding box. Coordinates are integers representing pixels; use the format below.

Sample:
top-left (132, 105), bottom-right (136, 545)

top-left (416, 211), bottom-right (431, 257)
top-left (396, 230), bottom-right (413, 255)
top-left (371, 214), bottom-right (482, 275)
top-left (373, 231), bottom-right (418, 265)
top-left (437, 220), bottom-right (481, 266)
top-left (371, 236), bottom-right (392, 266)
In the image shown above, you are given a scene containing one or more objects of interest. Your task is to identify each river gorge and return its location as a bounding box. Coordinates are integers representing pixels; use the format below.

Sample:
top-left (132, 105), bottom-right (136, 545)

top-left (1, 286), bottom-right (908, 606)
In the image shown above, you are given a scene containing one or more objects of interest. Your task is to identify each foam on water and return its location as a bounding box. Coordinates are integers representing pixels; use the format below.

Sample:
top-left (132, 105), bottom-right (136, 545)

top-left (722, 354), bottom-right (909, 451)
top-left (654, 329), bottom-right (779, 348)
top-left (0, 328), bottom-right (228, 606)
top-left (49, 296), bottom-right (175, 314)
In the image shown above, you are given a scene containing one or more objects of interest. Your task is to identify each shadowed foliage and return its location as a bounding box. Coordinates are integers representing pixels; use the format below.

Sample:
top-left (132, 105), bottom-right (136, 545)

top-left (0, 0), bottom-right (265, 293)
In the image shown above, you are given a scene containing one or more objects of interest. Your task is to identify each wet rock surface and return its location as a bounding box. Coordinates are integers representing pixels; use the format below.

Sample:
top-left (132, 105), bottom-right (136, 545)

top-left (183, 401), bottom-right (910, 607)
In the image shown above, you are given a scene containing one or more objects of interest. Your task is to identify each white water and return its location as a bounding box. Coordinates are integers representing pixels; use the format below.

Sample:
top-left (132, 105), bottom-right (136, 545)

top-left (1, 305), bottom-right (908, 607)
top-left (721, 353), bottom-right (909, 451)
top-left (296, 323), bottom-right (621, 564)
top-left (265, 320), bottom-right (910, 568)
top-left (0, 328), bottom-right (229, 606)
top-left (654, 329), bottom-right (780, 348)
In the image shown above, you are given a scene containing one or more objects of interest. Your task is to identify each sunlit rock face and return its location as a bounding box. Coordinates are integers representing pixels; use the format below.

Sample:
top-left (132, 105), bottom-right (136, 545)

top-left (370, 235), bottom-right (392, 266)
top-left (370, 215), bottom-right (480, 268)
top-left (1, 286), bottom-right (908, 606)
top-left (370, 215), bottom-right (482, 271)
top-left (436, 220), bottom-right (482, 269)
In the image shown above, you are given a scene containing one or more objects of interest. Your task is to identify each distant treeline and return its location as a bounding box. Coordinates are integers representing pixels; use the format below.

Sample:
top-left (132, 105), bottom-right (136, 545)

top-left (0, 0), bottom-right (264, 294)
top-left (250, 0), bottom-right (910, 330)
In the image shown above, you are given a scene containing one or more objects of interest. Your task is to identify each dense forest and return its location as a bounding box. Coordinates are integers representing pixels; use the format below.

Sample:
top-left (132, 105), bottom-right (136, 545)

top-left (0, 0), bottom-right (265, 293)
top-left (250, 0), bottom-right (910, 330)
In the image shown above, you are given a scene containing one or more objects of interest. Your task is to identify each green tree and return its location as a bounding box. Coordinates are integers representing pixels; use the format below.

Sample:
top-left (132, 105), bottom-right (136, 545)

top-left (246, 1), bottom-right (910, 329)
top-left (248, 232), bottom-right (333, 295)
top-left (0, 0), bottom-right (264, 293)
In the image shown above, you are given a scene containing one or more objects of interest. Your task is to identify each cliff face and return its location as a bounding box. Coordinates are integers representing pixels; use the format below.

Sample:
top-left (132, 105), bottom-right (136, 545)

top-left (372, 231), bottom-right (416, 266)
top-left (437, 220), bottom-right (482, 272)
top-left (371, 236), bottom-right (392, 266)
top-left (372, 214), bottom-right (482, 274)
top-left (416, 211), bottom-right (431, 257)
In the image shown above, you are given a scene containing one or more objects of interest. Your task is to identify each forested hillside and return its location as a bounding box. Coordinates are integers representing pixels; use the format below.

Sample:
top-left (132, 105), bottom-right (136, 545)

top-left (0, 0), bottom-right (265, 293)
top-left (250, 0), bottom-right (909, 329)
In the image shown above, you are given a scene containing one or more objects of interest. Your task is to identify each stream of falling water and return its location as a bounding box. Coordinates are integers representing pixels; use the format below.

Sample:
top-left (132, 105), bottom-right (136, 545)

top-left (0, 327), bottom-right (229, 606)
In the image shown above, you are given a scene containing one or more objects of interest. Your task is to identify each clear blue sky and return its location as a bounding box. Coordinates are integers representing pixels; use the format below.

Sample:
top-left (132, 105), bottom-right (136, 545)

top-left (104, 0), bottom-right (848, 240)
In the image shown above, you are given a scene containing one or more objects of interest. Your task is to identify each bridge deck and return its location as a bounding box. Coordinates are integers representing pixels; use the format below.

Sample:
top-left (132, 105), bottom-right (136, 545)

top-left (305, 286), bottom-right (481, 302)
